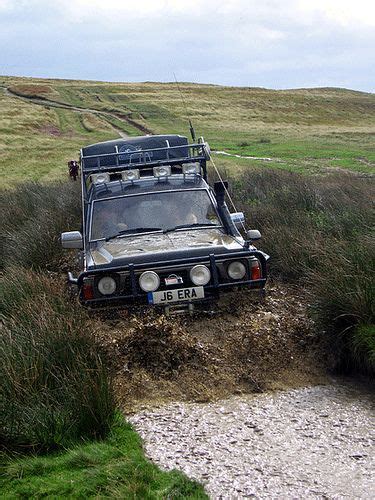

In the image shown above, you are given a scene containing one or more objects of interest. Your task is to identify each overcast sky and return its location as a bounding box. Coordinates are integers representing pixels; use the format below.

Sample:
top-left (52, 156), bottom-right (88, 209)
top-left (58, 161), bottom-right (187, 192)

top-left (1, 0), bottom-right (374, 92)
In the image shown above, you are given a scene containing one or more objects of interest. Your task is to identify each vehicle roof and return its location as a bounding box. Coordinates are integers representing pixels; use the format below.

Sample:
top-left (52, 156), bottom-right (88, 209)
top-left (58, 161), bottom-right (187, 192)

top-left (81, 135), bottom-right (189, 171)
top-left (82, 134), bottom-right (188, 156)
top-left (89, 174), bottom-right (210, 201)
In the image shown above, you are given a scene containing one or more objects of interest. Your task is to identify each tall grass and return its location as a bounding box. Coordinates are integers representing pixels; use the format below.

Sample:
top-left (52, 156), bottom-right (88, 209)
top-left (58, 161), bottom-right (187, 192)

top-left (0, 181), bottom-right (81, 270)
top-left (1, 268), bottom-right (115, 451)
top-left (0, 179), bottom-right (205, 494)
top-left (232, 168), bottom-right (374, 372)
top-left (1, 181), bottom-right (115, 451)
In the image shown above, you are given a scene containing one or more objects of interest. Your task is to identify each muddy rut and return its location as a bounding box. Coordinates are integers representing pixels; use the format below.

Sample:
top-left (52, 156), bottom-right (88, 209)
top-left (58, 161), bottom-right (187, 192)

top-left (93, 282), bottom-right (327, 412)
top-left (90, 282), bottom-right (373, 498)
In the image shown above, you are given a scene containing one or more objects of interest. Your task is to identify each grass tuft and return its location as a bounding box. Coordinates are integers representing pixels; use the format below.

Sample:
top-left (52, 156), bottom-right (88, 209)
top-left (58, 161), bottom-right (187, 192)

top-left (0, 268), bottom-right (115, 452)
top-left (0, 181), bottom-right (81, 269)
top-left (232, 168), bottom-right (374, 372)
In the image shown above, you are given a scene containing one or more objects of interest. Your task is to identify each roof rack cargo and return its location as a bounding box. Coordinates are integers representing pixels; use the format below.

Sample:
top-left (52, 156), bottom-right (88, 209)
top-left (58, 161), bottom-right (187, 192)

top-left (80, 135), bottom-right (209, 177)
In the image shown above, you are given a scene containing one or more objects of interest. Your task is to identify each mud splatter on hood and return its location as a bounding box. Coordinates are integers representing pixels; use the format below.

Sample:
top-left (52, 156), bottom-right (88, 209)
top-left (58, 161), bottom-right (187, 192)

top-left (89, 228), bottom-right (244, 266)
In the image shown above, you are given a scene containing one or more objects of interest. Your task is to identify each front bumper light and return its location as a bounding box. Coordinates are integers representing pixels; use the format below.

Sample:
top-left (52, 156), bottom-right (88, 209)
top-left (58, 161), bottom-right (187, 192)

top-left (139, 271), bottom-right (160, 292)
top-left (227, 261), bottom-right (246, 280)
top-left (190, 265), bottom-right (211, 286)
top-left (98, 276), bottom-right (117, 295)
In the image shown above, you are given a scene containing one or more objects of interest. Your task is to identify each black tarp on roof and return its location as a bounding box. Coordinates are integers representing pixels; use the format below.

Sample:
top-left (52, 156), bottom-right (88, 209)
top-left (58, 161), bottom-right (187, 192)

top-left (81, 135), bottom-right (189, 170)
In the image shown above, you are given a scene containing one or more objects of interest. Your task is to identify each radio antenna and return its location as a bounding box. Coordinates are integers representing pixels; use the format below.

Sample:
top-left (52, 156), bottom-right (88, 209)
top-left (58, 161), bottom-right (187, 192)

top-left (173, 72), bottom-right (196, 142)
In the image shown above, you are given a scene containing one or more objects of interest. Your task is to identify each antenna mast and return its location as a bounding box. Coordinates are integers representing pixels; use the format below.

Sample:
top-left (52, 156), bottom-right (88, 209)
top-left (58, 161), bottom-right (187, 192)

top-left (173, 73), bottom-right (196, 142)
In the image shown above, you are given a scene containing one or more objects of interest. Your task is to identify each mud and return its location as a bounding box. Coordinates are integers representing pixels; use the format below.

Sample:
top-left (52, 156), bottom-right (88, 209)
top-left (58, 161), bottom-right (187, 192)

top-left (94, 282), bottom-right (327, 412)
top-left (129, 381), bottom-right (374, 499)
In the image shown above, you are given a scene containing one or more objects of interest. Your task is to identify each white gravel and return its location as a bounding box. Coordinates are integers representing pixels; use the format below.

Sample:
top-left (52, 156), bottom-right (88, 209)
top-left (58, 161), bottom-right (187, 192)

top-left (129, 381), bottom-right (375, 499)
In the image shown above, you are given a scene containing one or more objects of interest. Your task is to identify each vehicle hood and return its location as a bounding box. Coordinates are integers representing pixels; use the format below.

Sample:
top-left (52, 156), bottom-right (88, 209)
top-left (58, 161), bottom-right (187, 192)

top-left (88, 228), bottom-right (245, 267)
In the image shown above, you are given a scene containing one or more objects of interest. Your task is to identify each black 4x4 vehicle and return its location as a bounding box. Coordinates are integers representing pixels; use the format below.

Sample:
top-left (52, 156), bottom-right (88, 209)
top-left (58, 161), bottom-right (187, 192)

top-left (61, 135), bottom-right (268, 312)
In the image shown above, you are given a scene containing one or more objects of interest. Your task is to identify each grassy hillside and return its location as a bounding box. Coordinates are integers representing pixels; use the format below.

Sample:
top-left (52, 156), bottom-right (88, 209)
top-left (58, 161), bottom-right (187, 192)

top-left (1, 75), bottom-right (374, 187)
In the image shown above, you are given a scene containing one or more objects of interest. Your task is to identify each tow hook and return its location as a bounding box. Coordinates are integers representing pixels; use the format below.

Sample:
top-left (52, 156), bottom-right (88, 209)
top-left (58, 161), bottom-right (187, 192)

top-left (164, 302), bottom-right (195, 316)
top-left (67, 272), bottom-right (78, 285)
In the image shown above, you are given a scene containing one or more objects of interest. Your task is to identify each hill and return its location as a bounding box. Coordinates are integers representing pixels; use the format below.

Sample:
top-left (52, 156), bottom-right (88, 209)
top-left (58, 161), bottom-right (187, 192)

top-left (1, 75), bottom-right (374, 187)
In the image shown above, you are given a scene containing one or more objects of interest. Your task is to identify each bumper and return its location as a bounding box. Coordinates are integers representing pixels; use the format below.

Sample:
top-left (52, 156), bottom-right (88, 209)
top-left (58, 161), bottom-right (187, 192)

top-left (67, 250), bottom-right (268, 307)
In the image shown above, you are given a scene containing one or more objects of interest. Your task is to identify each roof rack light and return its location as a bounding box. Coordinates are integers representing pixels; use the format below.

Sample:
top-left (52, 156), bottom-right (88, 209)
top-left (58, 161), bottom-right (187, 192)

top-left (153, 165), bottom-right (171, 177)
top-left (121, 169), bottom-right (140, 181)
top-left (91, 173), bottom-right (110, 184)
top-left (182, 162), bottom-right (200, 175)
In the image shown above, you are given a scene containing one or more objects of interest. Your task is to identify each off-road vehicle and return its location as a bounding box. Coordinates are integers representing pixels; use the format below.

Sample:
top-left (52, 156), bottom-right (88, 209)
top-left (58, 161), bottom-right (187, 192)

top-left (61, 135), bottom-right (268, 312)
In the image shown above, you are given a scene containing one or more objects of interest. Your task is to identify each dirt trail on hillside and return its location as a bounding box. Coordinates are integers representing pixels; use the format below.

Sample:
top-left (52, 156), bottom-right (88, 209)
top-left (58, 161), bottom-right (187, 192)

top-left (88, 282), bottom-right (328, 413)
top-left (2, 86), bottom-right (152, 138)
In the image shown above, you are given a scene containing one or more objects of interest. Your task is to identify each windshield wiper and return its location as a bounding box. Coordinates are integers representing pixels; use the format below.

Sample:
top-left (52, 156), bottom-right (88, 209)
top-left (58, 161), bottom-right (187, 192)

top-left (105, 227), bottom-right (162, 241)
top-left (163, 223), bottom-right (220, 234)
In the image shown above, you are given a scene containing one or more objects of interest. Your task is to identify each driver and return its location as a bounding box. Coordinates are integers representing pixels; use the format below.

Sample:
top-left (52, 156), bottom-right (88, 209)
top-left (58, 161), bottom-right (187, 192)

top-left (94, 205), bottom-right (127, 239)
top-left (175, 202), bottom-right (198, 226)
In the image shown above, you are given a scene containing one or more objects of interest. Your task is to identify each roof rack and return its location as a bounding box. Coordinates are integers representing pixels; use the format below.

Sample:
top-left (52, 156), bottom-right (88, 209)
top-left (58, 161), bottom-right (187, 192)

top-left (80, 141), bottom-right (209, 175)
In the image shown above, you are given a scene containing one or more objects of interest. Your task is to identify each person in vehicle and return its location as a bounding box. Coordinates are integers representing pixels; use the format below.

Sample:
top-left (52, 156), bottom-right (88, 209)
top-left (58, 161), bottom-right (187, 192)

top-left (92, 205), bottom-right (127, 239)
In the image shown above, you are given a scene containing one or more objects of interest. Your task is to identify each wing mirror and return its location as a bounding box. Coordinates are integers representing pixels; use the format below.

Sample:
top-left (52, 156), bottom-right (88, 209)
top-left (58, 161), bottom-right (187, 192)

top-left (246, 229), bottom-right (262, 241)
top-left (230, 212), bottom-right (245, 228)
top-left (61, 231), bottom-right (83, 249)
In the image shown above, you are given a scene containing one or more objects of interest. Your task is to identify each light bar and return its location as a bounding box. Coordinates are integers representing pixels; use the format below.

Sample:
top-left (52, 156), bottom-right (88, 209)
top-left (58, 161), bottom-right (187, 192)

top-left (153, 165), bottom-right (171, 177)
top-left (91, 173), bottom-right (110, 184)
top-left (121, 169), bottom-right (140, 181)
top-left (182, 162), bottom-right (200, 175)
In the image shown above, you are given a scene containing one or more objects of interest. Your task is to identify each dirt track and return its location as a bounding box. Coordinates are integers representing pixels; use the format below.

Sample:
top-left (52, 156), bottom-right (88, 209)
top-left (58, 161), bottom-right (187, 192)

top-left (2, 86), bottom-right (151, 138)
top-left (90, 280), bottom-right (372, 498)
top-left (92, 282), bottom-right (327, 413)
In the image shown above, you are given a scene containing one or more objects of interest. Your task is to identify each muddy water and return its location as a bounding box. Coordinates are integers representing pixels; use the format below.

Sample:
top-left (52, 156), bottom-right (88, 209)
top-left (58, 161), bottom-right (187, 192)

top-left (129, 381), bottom-right (374, 498)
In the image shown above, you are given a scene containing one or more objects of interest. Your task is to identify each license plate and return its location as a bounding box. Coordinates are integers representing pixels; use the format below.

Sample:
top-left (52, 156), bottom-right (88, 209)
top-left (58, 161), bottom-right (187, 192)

top-left (148, 286), bottom-right (204, 304)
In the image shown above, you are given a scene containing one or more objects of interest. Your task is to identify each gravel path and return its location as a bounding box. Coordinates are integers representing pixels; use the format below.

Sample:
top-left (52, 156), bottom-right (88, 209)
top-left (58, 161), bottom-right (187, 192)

top-left (129, 382), bottom-right (374, 498)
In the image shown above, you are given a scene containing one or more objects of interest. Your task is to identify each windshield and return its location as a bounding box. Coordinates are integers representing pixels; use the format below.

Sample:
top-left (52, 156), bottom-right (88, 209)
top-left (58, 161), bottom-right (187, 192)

top-left (90, 189), bottom-right (221, 241)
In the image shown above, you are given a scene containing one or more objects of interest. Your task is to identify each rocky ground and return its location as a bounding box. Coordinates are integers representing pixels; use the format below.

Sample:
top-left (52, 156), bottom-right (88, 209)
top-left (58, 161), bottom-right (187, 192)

top-left (129, 381), bottom-right (374, 498)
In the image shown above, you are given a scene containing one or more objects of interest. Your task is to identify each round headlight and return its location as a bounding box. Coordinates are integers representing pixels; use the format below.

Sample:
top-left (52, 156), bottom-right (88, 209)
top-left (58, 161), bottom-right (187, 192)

top-left (139, 271), bottom-right (160, 292)
top-left (227, 261), bottom-right (246, 280)
top-left (98, 276), bottom-right (117, 295)
top-left (190, 265), bottom-right (211, 286)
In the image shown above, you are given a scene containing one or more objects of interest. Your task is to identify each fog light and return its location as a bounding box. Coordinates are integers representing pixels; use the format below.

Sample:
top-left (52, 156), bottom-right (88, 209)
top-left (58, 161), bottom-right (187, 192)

top-left (153, 166), bottom-right (171, 177)
top-left (139, 271), bottom-right (160, 292)
top-left (190, 265), bottom-right (211, 286)
top-left (121, 169), bottom-right (140, 181)
top-left (227, 261), bottom-right (246, 280)
top-left (91, 173), bottom-right (110, 184)
top-left (98, 276), bottom-right (117, 295)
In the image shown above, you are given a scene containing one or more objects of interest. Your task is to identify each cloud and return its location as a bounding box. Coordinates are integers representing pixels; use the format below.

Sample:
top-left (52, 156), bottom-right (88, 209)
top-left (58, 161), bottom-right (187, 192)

top-left (0, 0), bottom-right (374, 91)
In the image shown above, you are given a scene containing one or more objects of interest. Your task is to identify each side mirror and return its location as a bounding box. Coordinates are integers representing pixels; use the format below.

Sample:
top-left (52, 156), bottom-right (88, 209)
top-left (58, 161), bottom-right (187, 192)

top-left (230, 212), bottom-right (245, 228)
top-left (61, 231), bottom-right (83, 249)
top-left (247, 229), bottom-right (262, 241)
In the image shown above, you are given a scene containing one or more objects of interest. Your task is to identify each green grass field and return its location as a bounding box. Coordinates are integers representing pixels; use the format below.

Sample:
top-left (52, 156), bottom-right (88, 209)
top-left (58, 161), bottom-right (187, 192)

top-left (1, 75), bottom-right (374, 187)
